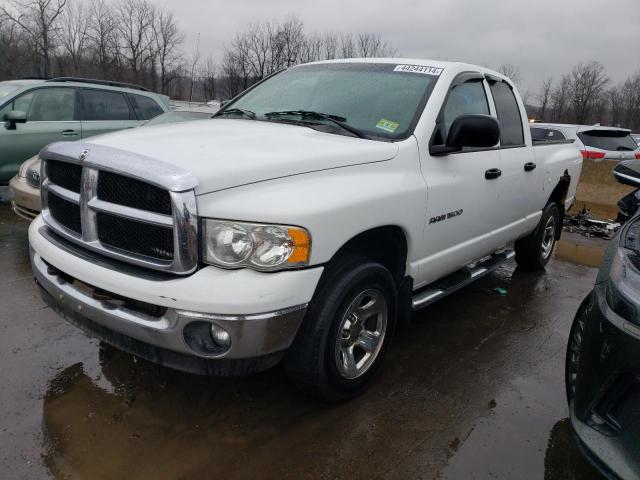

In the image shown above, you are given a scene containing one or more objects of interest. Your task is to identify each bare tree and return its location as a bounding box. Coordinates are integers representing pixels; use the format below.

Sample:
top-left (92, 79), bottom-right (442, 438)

top-left (1, 0), bottom-right (67, 77)
top-left (550, 74), bottom-right (571, 123)
top-left (57, 0), bottom-right (89, 73)
top-left (153, 6), bottom-right (184, 95)
top-left (86, 0), bottom-right (119, 77)
top-left (114, 0), bottom-right (155, 82)
top-left (536, 77), bottom-right (553, 122)
top-left (568, 61), bottom-right (609, 124)
top-left (498, 63), bottom-right (521, 85)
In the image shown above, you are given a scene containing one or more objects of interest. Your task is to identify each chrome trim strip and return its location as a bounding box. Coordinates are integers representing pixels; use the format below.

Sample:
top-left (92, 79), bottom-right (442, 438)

top-left (88, 198), bottom-right (174, 228)
top-left (43, 181), bottom-right (80, 204)
top-left (80, 167), bottom-right (99, 242)
top-left (41, 142), bottom-right (198, 192)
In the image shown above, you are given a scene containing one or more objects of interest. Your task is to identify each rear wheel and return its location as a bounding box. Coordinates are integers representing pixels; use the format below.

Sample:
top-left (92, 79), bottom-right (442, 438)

top-left (283, 254), bottom-right (397, 402)
top-left (515, 202), bottom-right (560, 270)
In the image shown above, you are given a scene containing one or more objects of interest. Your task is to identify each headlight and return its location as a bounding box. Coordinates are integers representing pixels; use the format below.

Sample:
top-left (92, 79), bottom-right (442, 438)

top-left (202, 219), bottom-right (311, 271)
top-left (606, 241), bottom-right (640, 325)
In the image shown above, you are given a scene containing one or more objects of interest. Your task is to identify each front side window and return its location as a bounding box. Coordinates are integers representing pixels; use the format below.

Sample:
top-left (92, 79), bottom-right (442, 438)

top-left (9, 88), bottom-right (77, 121)
top-left (130, 94), bottom-right (164, 120)
top-left (81, 89), bottom-right (132, 121)
top-left (489, 81), bottom-right (524, 146)
top-left (225, 63), bottom-right (440, 140)
top-left (441, 80), bottom-right (490, 139)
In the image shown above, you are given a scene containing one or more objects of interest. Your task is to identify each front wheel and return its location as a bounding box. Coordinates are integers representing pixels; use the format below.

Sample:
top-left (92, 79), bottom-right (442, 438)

top-left (283, 254), bottom-right (397, 402)
top-left (515, 202), bottom-right (560, 270)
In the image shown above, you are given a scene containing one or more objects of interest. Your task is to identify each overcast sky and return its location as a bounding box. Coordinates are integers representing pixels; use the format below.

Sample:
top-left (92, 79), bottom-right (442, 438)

top-left (158, 0), bottom-right (640, 97)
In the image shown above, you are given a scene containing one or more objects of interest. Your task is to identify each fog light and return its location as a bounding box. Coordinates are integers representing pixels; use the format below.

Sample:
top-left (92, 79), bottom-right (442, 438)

top-left (183, 321), bottom-right (231, 356)
top-left (211, 324), bottom-right (231, 348)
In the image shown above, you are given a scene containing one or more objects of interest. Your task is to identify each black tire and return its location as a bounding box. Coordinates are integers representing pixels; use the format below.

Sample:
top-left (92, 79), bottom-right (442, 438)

top-left (565, 296), bottom-right (590, 404)
top-left (283, 254), bottom-right (397, 402)
top-left (514, 202), bottom-right (560, 270)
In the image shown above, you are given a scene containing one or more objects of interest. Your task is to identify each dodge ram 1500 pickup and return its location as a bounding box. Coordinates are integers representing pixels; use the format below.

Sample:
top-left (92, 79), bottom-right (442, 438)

top-left (29, 59), bottom-right (583, 401)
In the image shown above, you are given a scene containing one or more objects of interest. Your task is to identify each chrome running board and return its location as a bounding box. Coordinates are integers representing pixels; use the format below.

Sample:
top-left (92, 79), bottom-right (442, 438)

top-left (411, 250), bottom-right (515, 311)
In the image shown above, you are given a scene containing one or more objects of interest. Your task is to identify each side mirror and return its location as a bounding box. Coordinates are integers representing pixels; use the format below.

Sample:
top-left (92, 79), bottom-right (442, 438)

top-left (5, 110), bottom-right (27, 130)
top-left (431, 114), bottom-right (500, 156)
top-left (613, 160), bottom-right (640, 187)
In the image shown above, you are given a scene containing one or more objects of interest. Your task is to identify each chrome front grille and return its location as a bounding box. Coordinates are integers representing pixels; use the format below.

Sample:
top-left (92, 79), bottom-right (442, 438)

top-left (40, 142), bottom-right (199, 275)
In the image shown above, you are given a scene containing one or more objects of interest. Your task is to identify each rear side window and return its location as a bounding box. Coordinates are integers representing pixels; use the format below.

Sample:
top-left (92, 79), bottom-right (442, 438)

top-left (489, 82), bottom-right (524, 146)
top-left (442, 80), bottom-right (489, 139)
top-left (81, 89), bottom-right (132, 121)
top-left (577, 131), bottom-right (638, 151)
top-left (531, 127), bottom-right (566, 142)
top-left (129, 94), bottom-right (163, 120)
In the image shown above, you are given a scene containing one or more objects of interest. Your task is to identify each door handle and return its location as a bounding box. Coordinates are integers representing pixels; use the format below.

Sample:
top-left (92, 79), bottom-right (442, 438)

top-left (524, 162), bottom-right (537, 172)
top-left (61, 129), bottom-right (79, 136)
top-left (485, 168), bottom-right (502, 180)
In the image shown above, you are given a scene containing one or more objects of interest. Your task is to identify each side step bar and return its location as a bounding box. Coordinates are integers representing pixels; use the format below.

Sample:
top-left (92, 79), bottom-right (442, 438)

top-left (411, 250), bottom-right (515, 311)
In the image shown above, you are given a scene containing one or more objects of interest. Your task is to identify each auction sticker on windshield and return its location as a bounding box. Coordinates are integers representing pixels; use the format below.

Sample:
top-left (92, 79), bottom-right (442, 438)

top-left (376, 119), bottom-right (399, 133)
top-left (393, 65), bottom-right (444, 75)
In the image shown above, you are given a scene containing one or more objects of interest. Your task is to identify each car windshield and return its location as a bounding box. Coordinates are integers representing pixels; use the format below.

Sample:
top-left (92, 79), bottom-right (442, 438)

top-left (223, 63), bottom-right (441, 140)
top-left (0, 83), bottom-right (20, 101)
top-left (578, 130), bottom-right (639, 151)
top-left (145, 111), bottom-right (211, 126)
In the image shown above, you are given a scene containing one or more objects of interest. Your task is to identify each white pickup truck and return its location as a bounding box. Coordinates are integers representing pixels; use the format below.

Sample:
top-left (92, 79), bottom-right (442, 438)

top-left (29, 59), bottom-right (582, 401)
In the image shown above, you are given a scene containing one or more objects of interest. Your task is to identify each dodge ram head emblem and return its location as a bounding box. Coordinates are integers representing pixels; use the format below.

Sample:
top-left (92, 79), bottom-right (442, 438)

top-left (78, 149), bottom-right (90, 161)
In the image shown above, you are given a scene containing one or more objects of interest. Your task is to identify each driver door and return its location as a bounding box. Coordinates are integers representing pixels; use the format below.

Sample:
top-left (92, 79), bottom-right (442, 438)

top-left (415, 75), bottom-right (502, 285)
top-left (0, 87), bottom-right (80, 182)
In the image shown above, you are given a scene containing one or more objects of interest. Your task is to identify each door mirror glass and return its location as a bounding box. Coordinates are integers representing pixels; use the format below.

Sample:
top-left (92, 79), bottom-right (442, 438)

top-left (4, 110), bottom-right (27, 130)
top-left (613, 160), bottom-right (640, 187)
top-left (432, 114), bottom-right (500, 155)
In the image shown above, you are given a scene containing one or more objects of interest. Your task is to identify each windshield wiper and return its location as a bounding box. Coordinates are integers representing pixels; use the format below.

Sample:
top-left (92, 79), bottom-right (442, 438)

top-left (264, 110), bottom-right (370, 139)
top-left (616, 146), bottom-right (634, 151)
top-left (215, 108), bottom-right (256, 119)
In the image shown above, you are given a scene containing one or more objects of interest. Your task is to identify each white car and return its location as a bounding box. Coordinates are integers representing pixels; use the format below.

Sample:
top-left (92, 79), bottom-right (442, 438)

top-left (29, 59), bottom-right (582, 401)
top-left (531, 123), bottom-right (640, 161)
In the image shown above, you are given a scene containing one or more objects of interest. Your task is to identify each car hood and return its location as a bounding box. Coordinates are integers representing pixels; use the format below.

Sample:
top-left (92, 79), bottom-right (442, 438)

top-left (85, 118), bottom-right (399, 194)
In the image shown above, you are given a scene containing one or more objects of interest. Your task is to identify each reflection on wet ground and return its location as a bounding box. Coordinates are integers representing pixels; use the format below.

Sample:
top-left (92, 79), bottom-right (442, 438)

top-left (555, 232), bottom-right (608, 268)
top-left (0, 202), bottom-right (605, 479)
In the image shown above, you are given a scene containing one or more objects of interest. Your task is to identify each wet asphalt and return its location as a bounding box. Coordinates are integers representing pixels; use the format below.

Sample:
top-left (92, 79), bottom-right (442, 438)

top-left (0, 194), bottom-right (604, 480)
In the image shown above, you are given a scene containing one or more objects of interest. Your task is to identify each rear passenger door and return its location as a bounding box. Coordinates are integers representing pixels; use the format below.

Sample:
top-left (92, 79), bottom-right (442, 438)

top-left (488, 79), bottom-right (538, 237)
top-left (79, 88), bottom-right (140, 138)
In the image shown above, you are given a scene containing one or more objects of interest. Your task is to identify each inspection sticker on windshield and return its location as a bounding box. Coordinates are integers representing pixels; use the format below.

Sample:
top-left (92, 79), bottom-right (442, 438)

top-left (376, 119), bottom-right (399, 133)
top-left (393, 64), bottom-right (443, 76)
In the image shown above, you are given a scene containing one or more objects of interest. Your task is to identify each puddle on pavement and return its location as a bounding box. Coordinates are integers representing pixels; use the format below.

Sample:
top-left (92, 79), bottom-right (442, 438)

top-left (554, 233), bottom-right (607, 268)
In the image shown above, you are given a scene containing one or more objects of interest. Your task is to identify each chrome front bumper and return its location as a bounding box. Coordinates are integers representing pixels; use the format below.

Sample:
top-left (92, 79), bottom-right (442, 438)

top-left (32, 249), bottom-right (307, 370)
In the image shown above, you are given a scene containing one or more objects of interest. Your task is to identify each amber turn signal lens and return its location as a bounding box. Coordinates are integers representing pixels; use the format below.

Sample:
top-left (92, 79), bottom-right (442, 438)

top-left (287, 227), bottom-right (311, 264)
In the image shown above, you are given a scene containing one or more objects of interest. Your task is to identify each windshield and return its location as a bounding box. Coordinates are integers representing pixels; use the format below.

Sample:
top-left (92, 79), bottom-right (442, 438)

top-left (224, 63), bottom-right (441, 140)
top-left (0, 83), bottom-right (20, 101)
top-left (578, 130), bottom-right (638, 151)
top-left (145, 111), bottom-right (211, 126)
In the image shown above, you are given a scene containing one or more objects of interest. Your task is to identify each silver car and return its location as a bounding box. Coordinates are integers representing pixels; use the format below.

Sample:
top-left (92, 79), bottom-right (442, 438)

top-left (531, 123), bottom-right (640, 161)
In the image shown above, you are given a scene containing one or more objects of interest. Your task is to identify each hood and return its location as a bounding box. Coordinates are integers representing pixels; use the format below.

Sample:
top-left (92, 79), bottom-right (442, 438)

top-left (85, 119), bottom-right (399, 194)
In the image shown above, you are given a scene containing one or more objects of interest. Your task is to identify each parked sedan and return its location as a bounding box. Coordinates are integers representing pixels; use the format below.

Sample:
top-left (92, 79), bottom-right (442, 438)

top-left (566, 160), bottom-right (640, 479)
top-left (8, 106), bottom-right (212, 221)
top-left (0, 77), bottom-right (169, 185)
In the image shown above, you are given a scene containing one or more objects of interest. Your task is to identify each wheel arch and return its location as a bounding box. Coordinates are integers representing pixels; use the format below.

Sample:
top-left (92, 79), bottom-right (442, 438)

top-left (326, 225), bottom-right (409, 286)
top-left (548, 169), bottom-right (571, 239)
